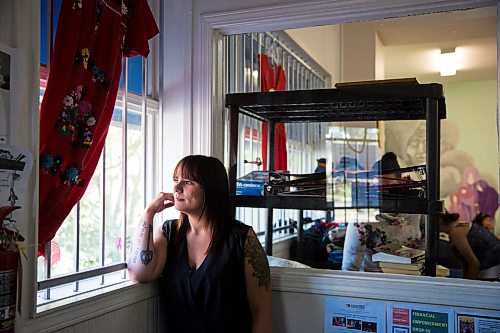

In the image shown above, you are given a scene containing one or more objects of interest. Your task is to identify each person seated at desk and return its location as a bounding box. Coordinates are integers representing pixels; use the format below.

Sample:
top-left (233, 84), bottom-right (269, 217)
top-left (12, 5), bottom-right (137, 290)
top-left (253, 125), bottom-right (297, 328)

top-left (439, 211), bottom-right (500, 280)
top-left (342, 152), bottom-right (423, 272)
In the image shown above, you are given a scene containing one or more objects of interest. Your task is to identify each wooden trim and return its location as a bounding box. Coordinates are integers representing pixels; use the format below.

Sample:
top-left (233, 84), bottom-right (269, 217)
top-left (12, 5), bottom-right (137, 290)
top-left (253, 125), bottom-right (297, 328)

top-left (201, 0), bottom-right (496, 33)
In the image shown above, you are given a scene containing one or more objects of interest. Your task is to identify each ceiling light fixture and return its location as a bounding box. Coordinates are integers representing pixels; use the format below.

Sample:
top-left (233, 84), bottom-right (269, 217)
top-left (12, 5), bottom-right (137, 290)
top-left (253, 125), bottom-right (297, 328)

top-left (440, 48), bottom-right (457, 77)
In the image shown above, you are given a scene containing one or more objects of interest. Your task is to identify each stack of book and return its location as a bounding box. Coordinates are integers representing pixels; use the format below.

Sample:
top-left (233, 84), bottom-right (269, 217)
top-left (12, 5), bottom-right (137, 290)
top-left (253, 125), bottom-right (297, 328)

top-left (372, 243), bottom-right (426, 276)
top-left (379, 261), bottom-right (425, 275)
top-left (378, 262), bottom-right (450, 277)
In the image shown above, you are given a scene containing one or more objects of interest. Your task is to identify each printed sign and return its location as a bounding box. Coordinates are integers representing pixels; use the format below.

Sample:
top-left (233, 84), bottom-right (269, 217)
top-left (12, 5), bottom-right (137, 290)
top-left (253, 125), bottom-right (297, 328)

top-left (457, 312), bottom-right (500, 333)
top-left (388, 303), bottom-right (453, 333)
top-left (324, 297), bottom-right (386, 333)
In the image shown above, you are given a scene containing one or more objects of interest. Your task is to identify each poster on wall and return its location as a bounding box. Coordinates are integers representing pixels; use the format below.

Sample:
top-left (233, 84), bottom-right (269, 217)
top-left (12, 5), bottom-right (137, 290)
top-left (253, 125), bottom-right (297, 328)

top-left (456, 310), bottom-right (500, 333)
top-left (324, 297), bottom-right (386, 333)
top-left (388, 302), bottom-right (454, 333)
top-left (384, 120), bottom-right (499, 226)
top-left (0, 43), bottom-right (13, 145)
top-left (0, 42), bottom-right (22, 146)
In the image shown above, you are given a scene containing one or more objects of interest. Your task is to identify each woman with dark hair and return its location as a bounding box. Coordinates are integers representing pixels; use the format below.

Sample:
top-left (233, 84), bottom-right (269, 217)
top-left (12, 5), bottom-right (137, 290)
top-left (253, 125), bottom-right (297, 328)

top-left (128, 155), bottom-right (272, 333)
top-left (472, 212), bottom-right (494, 233)
top-left (439, 211), bottom-right (500, 280)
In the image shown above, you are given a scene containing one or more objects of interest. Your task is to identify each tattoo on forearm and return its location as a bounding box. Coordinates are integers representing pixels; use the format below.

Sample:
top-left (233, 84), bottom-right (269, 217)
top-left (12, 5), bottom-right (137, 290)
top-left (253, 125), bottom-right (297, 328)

top-left (245, 233), bottom-right (270, 290)
top-left (140, 224), bottom-right (154, 265)
top-left (131, 221), bottom-right (148, 264)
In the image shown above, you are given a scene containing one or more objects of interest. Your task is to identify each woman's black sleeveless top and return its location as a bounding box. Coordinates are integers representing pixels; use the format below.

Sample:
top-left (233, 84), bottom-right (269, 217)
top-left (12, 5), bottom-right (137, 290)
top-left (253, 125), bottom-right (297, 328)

top-left (160, 219), bottom-right (252, 333)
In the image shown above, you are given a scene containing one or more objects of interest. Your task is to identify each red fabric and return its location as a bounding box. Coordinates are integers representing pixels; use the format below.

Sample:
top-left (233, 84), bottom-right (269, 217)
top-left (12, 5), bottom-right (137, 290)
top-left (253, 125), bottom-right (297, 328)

top-left (38, 0), bottom-right (159, 255)
top-left (259, 54), bottom-right (287, 171)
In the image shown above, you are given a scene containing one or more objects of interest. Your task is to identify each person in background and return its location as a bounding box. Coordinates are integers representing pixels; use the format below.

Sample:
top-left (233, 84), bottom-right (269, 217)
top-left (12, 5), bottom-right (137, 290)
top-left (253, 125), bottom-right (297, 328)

top-left (342, 152), bottom-right (423, 272)
top-left (127, 155), bottom-right (272, 333)
top-left (315, 157), bottom-right (327, 173)
top-left (337, 156), bottom-right (365, 171)
top-left (472, 212), bottom-right (494, 233)
top-left (439, 211), bottom-right (500, 280)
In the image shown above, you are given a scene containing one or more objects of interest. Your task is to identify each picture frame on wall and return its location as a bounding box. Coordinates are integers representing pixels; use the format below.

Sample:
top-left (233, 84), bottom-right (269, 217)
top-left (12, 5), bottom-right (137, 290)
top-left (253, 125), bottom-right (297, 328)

top-left (0, 42), bottom-right (19, 145)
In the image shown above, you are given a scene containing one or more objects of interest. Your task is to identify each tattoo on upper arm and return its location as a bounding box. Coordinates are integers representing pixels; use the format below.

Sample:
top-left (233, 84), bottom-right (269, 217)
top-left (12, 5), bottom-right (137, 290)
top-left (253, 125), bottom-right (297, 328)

top-left (140, 224), bottom-right (154, 265)
top-left (245, 232), bottom-right (270, 290)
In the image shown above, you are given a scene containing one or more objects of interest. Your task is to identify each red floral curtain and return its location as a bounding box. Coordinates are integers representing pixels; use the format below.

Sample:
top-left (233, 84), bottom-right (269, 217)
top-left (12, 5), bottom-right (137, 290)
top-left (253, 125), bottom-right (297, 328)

top-left (258, 53), bottom-right (287, 171)
top-left (38, 0), bottom-right (159, 254)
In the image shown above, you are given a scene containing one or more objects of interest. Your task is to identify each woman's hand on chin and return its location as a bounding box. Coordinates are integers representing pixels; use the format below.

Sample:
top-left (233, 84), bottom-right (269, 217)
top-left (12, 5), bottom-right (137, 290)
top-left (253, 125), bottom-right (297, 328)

top-left (144, 192), bottom-right (174, 220)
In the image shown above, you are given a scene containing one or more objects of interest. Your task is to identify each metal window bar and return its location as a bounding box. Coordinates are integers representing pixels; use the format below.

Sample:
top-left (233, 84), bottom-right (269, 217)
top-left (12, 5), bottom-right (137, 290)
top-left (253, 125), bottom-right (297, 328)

top-left (142, 57), bottom-right (148, 209)
top-left (74, 202), bottom-right (81, 291)
top-left (100, 134), bottom-right (107, 286)
top-left (38, 263), bottom-right (127, 291)
top-left (121, 58), bottom-right (129, 282)
top-left (42, 0), bottom-right (53, 301)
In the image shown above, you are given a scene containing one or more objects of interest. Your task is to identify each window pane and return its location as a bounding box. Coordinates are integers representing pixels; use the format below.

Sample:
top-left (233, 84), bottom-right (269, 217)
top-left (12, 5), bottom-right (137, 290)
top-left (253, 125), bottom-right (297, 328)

top-left (125, 111), bottom-right (144, 258)
top-left (103, 108), bottom-right (125, 265)
top-left (39, 208), bottom-right (76, 278)
top-left (127, 56), bottom-right (143, 95)
top-left (79, 156), bottom-right (104, 270)
top-left (40, 0), bottom-right (48, 66)
top-left (119, 57), bottom-right (144, 95)
top-left (37, 0), bottom-right (159, 308)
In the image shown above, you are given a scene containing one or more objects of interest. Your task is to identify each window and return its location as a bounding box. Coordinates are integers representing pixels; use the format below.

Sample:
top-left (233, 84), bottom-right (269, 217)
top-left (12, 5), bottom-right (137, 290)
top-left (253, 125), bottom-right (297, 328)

top-left (225, 32), bottom-right (329, 244)
top-left (37, 0), bottom-right (160, 310)
top-left (324, 125), bottom-right (380, 223)
top-left (225, 32), bottom-right (386, 249)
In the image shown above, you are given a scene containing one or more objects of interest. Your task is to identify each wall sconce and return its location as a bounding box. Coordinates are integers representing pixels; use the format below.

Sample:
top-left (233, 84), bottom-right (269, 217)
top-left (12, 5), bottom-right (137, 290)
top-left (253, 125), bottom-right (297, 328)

top-left (440, 48), bottom-right (457, 76)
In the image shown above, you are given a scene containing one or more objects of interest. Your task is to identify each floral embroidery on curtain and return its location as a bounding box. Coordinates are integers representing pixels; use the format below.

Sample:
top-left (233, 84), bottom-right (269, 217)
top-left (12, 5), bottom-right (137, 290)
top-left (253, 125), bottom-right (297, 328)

top-left (38, 0), bottom-right (159, 255)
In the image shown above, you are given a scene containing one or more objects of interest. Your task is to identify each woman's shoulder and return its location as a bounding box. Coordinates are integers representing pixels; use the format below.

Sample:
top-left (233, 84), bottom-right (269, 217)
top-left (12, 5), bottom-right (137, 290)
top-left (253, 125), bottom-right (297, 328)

top-left (162, 218), bottom-right (178, 228)
top-left (161, 219), bottom-right (179, 240)
top-left (230, 219), bottom-right (252, 235)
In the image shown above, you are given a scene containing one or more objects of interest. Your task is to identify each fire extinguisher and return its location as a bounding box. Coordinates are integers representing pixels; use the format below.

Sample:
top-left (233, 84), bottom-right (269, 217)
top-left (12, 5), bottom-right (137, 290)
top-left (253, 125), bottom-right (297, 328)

top-left (0, 206), bottom-right (21, 333)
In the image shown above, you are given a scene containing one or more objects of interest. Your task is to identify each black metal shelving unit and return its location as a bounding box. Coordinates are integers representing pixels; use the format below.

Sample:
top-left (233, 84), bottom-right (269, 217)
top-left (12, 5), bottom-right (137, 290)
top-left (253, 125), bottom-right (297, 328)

top-left (225, 81), bottom-right (446, 276)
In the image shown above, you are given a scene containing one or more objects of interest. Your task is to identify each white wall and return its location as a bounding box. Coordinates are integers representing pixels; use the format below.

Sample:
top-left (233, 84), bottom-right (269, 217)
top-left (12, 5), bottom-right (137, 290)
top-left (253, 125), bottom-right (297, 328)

top-left (285, 26), bottom-right (341, 86)
top-left (160, 0), bottom-right (194, 186)
top-left (271, 268), bottom-right (500, 333)
top-left (444, 80), bottom-right (498, 186)
top-left (0, 1), bottom-right (40, 331)
top-left (340, 21), bottom-right (379, 82)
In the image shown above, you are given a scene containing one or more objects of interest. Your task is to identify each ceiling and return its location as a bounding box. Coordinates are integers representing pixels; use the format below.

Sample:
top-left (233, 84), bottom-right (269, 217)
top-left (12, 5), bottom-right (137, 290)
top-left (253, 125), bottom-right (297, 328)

top-left (372, 6), bottom-right (496, 83)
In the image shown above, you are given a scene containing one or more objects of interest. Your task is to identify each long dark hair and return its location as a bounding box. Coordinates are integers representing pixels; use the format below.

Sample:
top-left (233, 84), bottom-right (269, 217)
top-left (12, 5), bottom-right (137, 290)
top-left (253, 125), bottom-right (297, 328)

top-left (174, 155), bottom-right (232, 253)
top-left (371, 152), bottom-right (400, 171)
